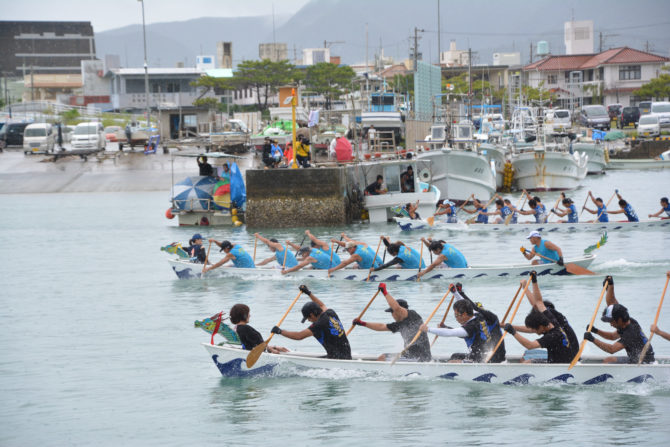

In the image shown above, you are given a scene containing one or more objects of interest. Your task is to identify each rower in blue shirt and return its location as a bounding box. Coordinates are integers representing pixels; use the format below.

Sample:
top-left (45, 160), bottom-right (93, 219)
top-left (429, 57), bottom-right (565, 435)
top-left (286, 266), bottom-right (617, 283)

top-left (479, 197), bottom-right (514, 224)
top-left (304, 229), bottom-right (341, 265)
top-left (551, 197), bottom-right (579, 223)
top-left (373, 236), bottom-right (426, 271)
top-left (584, 191), bottom-right (609, 222)
top-left (504, 199), bottom-right (519, 224)
top-left (522, 231), bottom-right (564, 266)
top-left (649, 197), bottom-right (670, 219)
top-left (203, 239), bottom-right (256, 273)
top-left (434, 199), bottom-right (459, 223)
top-left (608, 191), bottom-right (639, 222)
top-left (254, 233), bottom-right (298, 269)
top-left (462, 197), bottom-right (489, 224)
top-left (518, 198), bottom-right (548, 223)
top-left (417, 238), bottom-right (468, 279)
top-left (328, 234), bottom-right (383, 275)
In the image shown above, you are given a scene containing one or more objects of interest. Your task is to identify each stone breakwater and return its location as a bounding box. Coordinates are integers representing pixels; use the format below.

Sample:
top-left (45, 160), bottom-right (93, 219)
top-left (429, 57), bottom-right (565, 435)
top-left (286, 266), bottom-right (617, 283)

top-left (245, 167), bottom-right (353, 227)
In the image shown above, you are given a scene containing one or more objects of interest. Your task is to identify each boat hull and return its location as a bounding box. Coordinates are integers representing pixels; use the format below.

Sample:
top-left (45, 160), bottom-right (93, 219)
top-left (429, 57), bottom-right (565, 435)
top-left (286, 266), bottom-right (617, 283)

top-left (480, 143), bottom-right (507, 190)
top-left (573, 142), bottom-right (607, 174)
top-left (417, 149), bottom-right (496, 201)
top-left (203, 343), bottom-right (670, 385)
top-left (512, 149), bottom-right (587, 191)
top-left (607, 159), bottom-right (670, 170)
top-left (394, 217), bottom-right (670, 233)
top-left (168, 254), bottom-right (595, 281)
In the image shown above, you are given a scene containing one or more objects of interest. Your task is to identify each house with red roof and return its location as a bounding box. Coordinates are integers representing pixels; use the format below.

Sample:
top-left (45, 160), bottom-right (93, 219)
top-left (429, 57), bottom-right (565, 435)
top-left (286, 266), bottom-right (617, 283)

top-left (523, 47), bottom-right (669, 108)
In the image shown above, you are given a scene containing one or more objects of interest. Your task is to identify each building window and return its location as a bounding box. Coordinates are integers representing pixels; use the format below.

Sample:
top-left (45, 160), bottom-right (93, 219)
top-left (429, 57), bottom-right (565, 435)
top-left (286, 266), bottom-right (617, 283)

top-left (547, 74), bottom-right (558, 85)
top-left (619, 65), bottom-right (641, 80)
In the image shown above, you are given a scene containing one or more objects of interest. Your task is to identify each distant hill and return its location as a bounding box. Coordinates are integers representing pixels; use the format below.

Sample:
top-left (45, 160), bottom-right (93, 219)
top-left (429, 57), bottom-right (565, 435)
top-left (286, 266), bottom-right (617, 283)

top-left (96, 0), bottom-right (670, 69)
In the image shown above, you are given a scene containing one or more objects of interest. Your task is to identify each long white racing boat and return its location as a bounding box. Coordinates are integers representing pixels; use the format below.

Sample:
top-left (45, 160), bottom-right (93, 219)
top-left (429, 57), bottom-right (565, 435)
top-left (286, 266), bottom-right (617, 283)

top-left (203, 343), bottom-right (670, 385)
top-left (168, 254), bottom-right (596, 280)
top-left (394, 216), bottom-right (670, 232)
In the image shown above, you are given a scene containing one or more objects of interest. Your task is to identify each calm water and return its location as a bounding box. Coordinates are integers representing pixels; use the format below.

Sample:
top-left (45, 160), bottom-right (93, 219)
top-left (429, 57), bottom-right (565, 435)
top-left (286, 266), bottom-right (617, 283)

top-left (1, 169), bottom-right (669, 446)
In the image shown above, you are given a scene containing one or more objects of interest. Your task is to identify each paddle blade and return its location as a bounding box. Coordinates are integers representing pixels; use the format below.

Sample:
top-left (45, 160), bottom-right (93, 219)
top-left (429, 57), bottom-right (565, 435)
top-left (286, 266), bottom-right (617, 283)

top-left (246, 341), bottom-right (269, 368)
top-left (565, 263), bottom-right (595, 276)
top-left (427, 216), bottom-right (435, 226)
top-left (568, 340), bottom-right (587, 370)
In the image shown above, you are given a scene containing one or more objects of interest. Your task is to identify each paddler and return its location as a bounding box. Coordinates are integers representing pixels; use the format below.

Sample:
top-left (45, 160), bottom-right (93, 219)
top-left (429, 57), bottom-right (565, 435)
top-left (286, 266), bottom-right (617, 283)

top-left (503, 273), bottom-right (574, 364)
top-left (434, 200), bottom-right (458, 223)
top-left (462, 197), bottom-right (489, 224)
top-left (328, 234), bottom-right (382, 274)
top-left (352, 283), bottom-right (432, 362)
top-left (372, 236), bottom-right (426, 271)
top-left (203, 240), bottom-right (255, 272)
top-left (583, 191), bottom-right (609, 222)
top-left (416, 238), bottom-right (468, 280)
top-left (282, 244), bottom-right (336, 274)
top-left (229, 303), bottom-right (287, 354)
top-left (648, 197), bottom-right (669, 219)
top-left (583, 276), bottom-right (655, 364)
top-left (477, 197), bottom-right (514, 224)
top-left (185, 233), bottom-right (207, 263)
top-left (521, 231), bottom-right (564, 266)
top-left (271, 285), bottom-right (351, 359)
top-left (254, 233), bottom-right (298, 269)
top-left (304, 230), bottom-right (341, 266)
top-left (517, 198), bottom-right (548, 223)
top-left (608, 191), bottom-right (639, 222)
top-left (503, 198), bottom-right (519, 224)
top-left (419, 284), bottom-right (501, 363)
top-left (551, 197), bottom-right (578, 223)
top-left (405, 200), bottom-right (421, 220)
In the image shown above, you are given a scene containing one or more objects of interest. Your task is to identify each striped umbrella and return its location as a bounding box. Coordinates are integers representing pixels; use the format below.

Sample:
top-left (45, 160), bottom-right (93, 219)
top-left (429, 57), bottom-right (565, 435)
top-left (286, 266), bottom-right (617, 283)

top-left (171, 176), bottom-right (218, 211)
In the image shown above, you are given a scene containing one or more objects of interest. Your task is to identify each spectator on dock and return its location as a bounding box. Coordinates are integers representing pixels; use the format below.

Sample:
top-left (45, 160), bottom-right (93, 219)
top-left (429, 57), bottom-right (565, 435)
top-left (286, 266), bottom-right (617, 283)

top-left (270, 140), bottom-right (283, 168)
top-left (365, 175), bottom-right (387, 195)
top-left (261, 137), bottom-right (273, 169)
top-left (400, 166), bottom-right (415, 192)
top-left (283, 142), bottom-right (294, 168)
top-left (295, 135), bottom-right (311, 168)
top-left (57, 123), bottom-right (64, 151)
top-left (367, 125), bottom-right (377, 151)
top-left (198, 156), bottom-right (214, 177)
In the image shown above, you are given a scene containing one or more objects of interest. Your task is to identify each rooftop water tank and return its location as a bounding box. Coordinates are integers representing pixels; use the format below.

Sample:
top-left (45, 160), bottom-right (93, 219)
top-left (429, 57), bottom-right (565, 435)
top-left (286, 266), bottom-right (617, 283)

top-left (537, 41), bottom-right (549, 56)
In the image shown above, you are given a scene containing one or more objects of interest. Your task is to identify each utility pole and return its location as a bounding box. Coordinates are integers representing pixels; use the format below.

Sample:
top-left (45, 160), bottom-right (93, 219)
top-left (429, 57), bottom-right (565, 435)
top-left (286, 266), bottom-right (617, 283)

top-left (467, 48), bottom-right (472, 120)
top-left (437, 0), bottom-right (441, 66)
top-left (599, 31), bottom-right (602, 52)
top-left (139, 0), bottom-right (150, 128)
top-left (529, 42), bottom-right (533, 63)
top-left (30, 65), bottom-right (34, 102)
top-left (413, 27), bottom-right (425, 72)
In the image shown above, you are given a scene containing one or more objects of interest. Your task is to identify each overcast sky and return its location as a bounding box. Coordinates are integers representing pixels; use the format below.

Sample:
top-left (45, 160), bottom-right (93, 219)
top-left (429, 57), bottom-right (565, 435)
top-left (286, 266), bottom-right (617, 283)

top-left (1, 0), bottom-right (311, 32)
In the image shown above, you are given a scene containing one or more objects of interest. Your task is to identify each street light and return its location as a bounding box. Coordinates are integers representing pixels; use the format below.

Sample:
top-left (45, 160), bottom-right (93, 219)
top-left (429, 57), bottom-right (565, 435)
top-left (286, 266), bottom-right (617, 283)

top-left (138, 0), bottom-right (150, 128)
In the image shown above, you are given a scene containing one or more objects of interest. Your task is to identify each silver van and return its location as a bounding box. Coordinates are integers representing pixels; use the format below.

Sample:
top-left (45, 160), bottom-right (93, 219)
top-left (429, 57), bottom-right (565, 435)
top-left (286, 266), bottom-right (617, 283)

top-left (23, 123), bottom-right (55, 152)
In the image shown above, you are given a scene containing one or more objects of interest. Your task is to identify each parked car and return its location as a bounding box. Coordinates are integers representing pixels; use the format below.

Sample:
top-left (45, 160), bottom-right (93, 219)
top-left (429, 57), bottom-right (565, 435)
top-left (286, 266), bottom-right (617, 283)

top-left (71, 122), bottom-right (106, 150)
top-left (607, 104), bottom-right (623, 121)
top-left (104, 125), bottom-right (125, 142)
top-left (578, 105), bottom-right (610, 130)
top-left (0, 121), bottom-right (30, 150)
top-left (637, 115), bottom-right (660, 137)
top-left (618, 106), bottom-right (640, 128)
top-left (638, 101), bottom-right (652, 115)
top-left (650, 101), bottom-right (670, 129)
top-left (23, 123), bottom-right (55, 153)
top-left (544, 109), bottom-right (572, 133)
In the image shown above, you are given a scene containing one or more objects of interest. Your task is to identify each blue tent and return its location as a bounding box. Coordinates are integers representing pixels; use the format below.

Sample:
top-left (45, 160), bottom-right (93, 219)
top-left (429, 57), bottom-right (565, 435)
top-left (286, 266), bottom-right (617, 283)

top-left (229, 162), bottom-right (246, 209)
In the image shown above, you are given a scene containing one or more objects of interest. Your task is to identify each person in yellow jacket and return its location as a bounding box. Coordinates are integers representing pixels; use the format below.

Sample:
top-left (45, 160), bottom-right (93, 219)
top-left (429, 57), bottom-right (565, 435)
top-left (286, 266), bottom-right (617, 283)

top-left (295, 135), bottom-right (311, 168)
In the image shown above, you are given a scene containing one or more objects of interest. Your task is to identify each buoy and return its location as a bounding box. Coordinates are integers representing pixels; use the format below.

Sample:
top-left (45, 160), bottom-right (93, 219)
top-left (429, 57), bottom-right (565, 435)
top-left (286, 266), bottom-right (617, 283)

top-left (231, 208), bottom-right (238, 216)
top-left (232, 216), bottom-right (239, 223)
top-left (165, 208), bottom-right (174, 219)
top-left (234, 220), bottom-right (243, 227)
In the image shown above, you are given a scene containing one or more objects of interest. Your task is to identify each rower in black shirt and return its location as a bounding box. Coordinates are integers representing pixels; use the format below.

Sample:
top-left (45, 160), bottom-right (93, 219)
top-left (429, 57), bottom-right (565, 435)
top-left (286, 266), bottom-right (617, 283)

top-left (584, 276), bottom-right (655, 364)
top-left (229, 304), bottom-right (287, 354)
top-left (271, 285), bottom-right (351, 360)
top-left (352, 283), bottom-right (432, 362)
top-left (504, 273), bottom-right (573, 363)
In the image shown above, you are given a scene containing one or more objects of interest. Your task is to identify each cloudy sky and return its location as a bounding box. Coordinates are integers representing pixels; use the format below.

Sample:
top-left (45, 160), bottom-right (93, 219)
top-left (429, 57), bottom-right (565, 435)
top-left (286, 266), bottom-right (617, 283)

top-left (1, 0), bottom-right (310, 32)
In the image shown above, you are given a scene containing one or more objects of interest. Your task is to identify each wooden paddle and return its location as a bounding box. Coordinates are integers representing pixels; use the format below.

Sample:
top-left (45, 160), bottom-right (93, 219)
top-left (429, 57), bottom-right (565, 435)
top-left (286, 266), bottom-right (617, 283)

top-left (346, 289), bottom-right (381, 336)
top-left (390, 290), bottom-right (451, 365)
top-left (252, 234), bottom-right (258, 264)
top-left (246, 291), bottom-right (304, 368)
top-left (201, 240), bottom-right (213, 275)
top-left (430, 292), bottom-right (456, 347)
top-left (594, 191), bottom-right (617, 222)
top-left (637, 274), bottom-right (670, 364)
top-left (366, 238), bottom-right (383, 282)
top-left (579, 193), bottom-right (589, 218)
top-left (467, 195), bottom-right (497, 224)
top-left (547, 195), bottom-right (563, 223)
top-left (568, 282), bottom-right (609, 370)
top-left (327, 241), bottom-right (336, 278)
top-left (282, 241), bottom-right (289, 270)
top-left (485, 278), bottom-right (532, 363)
top-left (500, 283), bottom-right (523, 325)
top-left (522, 248), bottom-right (595, 276)
top-left (416, 241), bottom-right (424, 282)
top-left (505, 190), bottom-right (526, 225)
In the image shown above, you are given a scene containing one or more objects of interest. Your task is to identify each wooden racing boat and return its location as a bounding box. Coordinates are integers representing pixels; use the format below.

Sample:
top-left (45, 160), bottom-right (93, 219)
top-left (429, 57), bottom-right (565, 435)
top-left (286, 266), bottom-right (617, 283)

top-left (394, 216), bottom-right (670, 233)
top-left (203, 342), bottom-right (670, 385)
top-left (168, 254), bottom-right (596, 280)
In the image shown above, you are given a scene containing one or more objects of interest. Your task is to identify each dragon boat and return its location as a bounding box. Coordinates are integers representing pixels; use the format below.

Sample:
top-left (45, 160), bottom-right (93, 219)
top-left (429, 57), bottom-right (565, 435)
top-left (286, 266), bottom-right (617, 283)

top-left (394, 217), bottom-right (670, 233)
top-left (202, 342), bottom-right (670, 385)
top-left (167, 254), bottom-right (596, 280)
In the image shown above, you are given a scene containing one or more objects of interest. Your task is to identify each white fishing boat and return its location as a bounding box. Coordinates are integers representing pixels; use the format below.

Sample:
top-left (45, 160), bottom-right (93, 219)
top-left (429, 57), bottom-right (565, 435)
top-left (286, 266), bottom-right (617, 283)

top-left (511, 144), bottom-right (588, 191)
top-left (168, 254), bottom-right (596, 280)
top-left (394, 216), bottom-right (670, 232)
top-left (416, 122), bottom-right (496, 201)
top-left (573, 141), bottom-right (607, 174)
top-left (479, 142), bottom-right (507, 190)
top-left (606, 159), bottom-right (670, 170)
top-left (203, 343), bottom-right (670, 385)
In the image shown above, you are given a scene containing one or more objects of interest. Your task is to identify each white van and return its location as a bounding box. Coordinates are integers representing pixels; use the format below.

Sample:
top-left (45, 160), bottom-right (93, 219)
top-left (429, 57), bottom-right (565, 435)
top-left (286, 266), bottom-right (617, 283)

top-left (23, 123), bottom-right (55, 152)
top-left (71, 122), bottom-right (106, 150)
top-left (650, 101), bottom-right (670, 129)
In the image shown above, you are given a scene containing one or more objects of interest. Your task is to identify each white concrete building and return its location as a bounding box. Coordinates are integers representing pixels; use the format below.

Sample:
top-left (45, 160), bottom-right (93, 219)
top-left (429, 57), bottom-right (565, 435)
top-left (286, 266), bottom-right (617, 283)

top-left (440, 40), bottom-right (469, 67)
top-left (259, 43), bottom-right (288, 62)
top-left (564, 20), bottom-right (594, 55)
top-left (302, 48), bottom-right (330, 65)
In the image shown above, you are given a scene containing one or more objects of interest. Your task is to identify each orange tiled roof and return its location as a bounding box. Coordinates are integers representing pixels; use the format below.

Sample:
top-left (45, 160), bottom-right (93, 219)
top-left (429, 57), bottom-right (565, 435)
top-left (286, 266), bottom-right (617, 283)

top-left (524, 47), bottom-right (669, 71)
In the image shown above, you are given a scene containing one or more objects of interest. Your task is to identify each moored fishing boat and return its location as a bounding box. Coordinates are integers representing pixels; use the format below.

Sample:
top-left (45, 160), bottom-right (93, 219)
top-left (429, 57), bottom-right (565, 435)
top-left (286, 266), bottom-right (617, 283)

top-left (168, 254), bottom-right (596, 280)
top-left (511, 146), bottom-right (588, 191)
top-left (606, 158), bottom-right (670, 170)
top-left (394, 216), bottom-right (670, 232)
top-left (203, 343), bottom-right (670, 384)
top-left (573, 141), bottom-right (607, 174)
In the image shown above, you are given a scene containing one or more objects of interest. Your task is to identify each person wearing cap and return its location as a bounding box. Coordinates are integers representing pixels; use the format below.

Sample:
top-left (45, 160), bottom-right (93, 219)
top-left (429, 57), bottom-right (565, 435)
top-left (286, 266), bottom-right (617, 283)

top-left (353, 283), bottom-right (432, 362)
top-left (184, 233), bottom-right (207, 263)
top-left (434, 199), bottom-right (458, 223)
top-left (328, 234), bottom-right (382, 274)
top-left (420, 285), bottom-right (501, 363)
top-left (417, 238), bottom-right (467, 279)
top-left (503, 273), bottom-right (575, 363)
top-left (583, 191), bottom-right (609, 223)
top-left (648, 197), bottom-right (670, 219)
top-left (583, 276), bottom-right (655, 363)
top-left (203, 239), bottom-right (255, 273)
top-left (373, 236), bottom-right (426, 271)
top-left (365, 175), bottom-right (387, 196)
top-left (521, 231), bottom-right (564, 266)
top-left (608, 191), bottom-right (639, 222)
top-left (229, 303), bottom-right (287, 354)
top-left (270, 285), bottom-right (351, 359)
top-left (477, 197), bottom-right (514, 224)
top-left (462, 198), bottom-right (489, 224)
top-left (254, 233), bottom-right (298, 269)
top-left (282, 245), bottom-right (337, 274)
top-left (551, 197), bottom-right (578, 223)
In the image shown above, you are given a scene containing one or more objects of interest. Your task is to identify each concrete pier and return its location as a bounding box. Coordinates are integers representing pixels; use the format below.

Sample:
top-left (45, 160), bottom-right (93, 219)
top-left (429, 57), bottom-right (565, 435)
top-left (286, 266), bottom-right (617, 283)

top-left (245, 167), bottom-right (354, 227)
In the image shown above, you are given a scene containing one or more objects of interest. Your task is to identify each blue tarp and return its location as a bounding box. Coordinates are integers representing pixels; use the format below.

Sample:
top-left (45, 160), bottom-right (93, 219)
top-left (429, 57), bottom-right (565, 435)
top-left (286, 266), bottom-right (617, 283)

top-left (229, 162), bottom-right (246, 209)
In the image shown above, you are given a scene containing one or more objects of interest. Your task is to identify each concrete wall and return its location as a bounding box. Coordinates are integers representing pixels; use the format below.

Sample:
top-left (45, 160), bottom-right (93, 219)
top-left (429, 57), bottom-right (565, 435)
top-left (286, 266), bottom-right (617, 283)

top-left (614, 139), bottom-right (670, 159)
top-left (246, 167), bottom-right (351, 227)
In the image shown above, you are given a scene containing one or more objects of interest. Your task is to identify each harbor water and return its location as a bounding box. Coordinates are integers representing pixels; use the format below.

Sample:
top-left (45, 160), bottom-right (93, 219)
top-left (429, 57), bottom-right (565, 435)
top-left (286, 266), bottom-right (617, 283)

top-left (1, 169), bottom-right (669, 446)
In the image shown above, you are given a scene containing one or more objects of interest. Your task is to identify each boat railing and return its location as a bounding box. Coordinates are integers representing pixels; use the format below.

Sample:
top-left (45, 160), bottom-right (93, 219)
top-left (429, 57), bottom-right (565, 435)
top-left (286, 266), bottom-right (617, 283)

top-left (172, 198), bottom-right (231, 213)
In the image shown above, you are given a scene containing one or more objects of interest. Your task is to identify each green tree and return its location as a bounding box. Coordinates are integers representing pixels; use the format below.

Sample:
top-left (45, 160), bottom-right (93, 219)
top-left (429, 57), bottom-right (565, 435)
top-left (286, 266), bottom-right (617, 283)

top-left (192, 97), bottom-right (220, 110)
top-left (303, 63), bottom-right (356, 110)
top-left (234, 59), bottom-right (301, 110)
top-left (634, 67), bottom-right (670, 99)
top-left (517, 82), bottom-right (557, 106)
